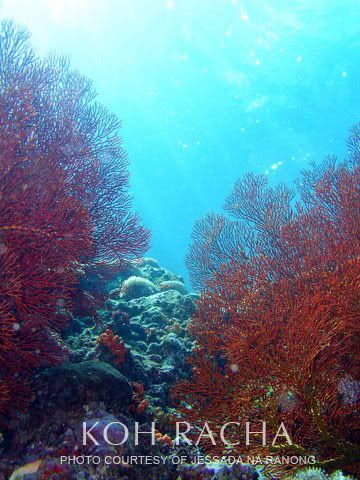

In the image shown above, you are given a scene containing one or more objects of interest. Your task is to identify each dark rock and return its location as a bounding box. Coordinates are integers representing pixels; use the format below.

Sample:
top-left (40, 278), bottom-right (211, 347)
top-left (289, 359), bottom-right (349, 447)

top-left (34, 361), bottom-right (133, 412)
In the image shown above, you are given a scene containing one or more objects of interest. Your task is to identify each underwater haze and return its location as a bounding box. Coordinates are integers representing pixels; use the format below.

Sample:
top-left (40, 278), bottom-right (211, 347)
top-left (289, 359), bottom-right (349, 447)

top-left (1, 0), bottom-right (359, 281)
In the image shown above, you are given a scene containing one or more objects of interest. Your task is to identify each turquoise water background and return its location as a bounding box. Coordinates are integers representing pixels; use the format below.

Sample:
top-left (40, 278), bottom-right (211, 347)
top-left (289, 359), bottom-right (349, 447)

top-left (1, 0), bottom-right (359, 283)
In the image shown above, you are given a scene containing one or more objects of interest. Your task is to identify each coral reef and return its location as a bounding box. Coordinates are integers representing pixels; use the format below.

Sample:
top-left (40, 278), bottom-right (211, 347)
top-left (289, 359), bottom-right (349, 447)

top-left (154, 430), bottom-right (172, 447)
top-left (0, 21), bottom-right (149, 422)
top-left (66, 259), bottom-right (196, 409)
top-left (173, 128), bottom-right (360, 477)
top-left (0, 251), bottom-right (355, 480)
top-left (0, 259), bottom-right (197, 479)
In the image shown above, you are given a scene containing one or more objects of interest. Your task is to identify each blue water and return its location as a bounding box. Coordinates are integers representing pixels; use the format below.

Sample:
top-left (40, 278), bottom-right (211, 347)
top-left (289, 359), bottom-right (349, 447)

top-left (2, 0), bottom-right (358, 283)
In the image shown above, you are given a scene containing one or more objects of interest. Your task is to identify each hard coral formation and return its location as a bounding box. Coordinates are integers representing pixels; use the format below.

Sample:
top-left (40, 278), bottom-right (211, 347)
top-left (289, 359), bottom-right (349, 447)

top-left (174, 127), bottom-right (360, 477)
top-left (0, 21), bottom-right (149, 422)
top-left (64, 259), bottom-right (197, 410)
top-left (158, 280), bottom-right (188, 295)
top-left (120, 276), bottom-right (159, 300)
top-left (139, 257), bottom-right (161, 268)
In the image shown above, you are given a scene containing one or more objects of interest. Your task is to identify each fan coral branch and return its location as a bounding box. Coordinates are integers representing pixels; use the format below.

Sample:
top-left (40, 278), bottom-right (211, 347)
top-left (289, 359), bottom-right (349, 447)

top-left (0, 20), bottom-right (149, 422)
top-left (174, 126), bottom-right (360, 477)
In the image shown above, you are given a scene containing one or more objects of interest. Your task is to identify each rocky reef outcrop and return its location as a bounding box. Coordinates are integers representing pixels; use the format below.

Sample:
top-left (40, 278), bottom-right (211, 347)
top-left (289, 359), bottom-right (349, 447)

top-left (0, 259), bottom-right (201, 480)
top-left (66, 258), bottom-right (197, 411)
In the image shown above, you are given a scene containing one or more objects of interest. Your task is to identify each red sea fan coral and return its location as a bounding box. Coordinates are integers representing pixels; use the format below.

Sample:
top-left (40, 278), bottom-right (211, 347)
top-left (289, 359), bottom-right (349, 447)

top-left (0, 21), bottom-right (149, 422)
top-left (0, 91), bottom-right (89, 418)
top-left (0, 21), bottom-right (150, 263)
top-left (174, 128), bottom-right (360, 476)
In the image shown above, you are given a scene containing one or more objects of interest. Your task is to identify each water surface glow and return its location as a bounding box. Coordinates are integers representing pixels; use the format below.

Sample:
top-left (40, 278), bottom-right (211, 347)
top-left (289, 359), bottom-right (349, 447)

top-left (2, 0), bottom-right (358, 281)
